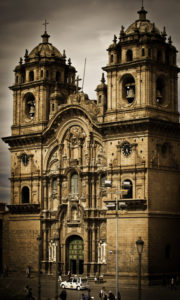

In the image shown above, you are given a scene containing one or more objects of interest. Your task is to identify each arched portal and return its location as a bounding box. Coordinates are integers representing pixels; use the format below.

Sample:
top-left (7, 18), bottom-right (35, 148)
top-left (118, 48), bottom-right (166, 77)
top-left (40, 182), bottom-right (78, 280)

top-left (66, 235), bottom-right (84, 275)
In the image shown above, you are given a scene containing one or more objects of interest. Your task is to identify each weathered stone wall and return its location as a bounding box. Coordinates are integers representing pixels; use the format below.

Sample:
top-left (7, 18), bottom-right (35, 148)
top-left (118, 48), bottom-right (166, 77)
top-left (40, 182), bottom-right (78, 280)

top-left (3, 214), bottom-right (40, 272)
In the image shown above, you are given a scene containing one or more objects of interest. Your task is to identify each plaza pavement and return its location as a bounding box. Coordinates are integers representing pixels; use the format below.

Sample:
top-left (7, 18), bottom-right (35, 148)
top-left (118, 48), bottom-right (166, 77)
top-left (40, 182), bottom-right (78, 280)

top-left (0, 273), bottom-right (180, 300)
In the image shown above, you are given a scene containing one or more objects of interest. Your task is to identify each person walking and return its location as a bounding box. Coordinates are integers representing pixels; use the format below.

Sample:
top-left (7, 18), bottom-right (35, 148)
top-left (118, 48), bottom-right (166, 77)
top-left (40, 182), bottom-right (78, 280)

top-left (99, 287), bottom-right (107, 300)
top-left (108, 291), bottom-right (115, 300)
top-left (60, 289), bottom-right (67, 300)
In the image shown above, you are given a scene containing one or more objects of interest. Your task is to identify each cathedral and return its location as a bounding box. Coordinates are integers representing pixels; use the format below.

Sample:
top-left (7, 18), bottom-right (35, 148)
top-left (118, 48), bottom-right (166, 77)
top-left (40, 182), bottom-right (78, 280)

top-left (2, 6), bottom-right (180, 283)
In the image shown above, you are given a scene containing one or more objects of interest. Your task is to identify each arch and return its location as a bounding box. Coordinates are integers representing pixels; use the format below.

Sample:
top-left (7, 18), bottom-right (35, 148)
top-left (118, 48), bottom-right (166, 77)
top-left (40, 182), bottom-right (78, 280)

top-left (126, 49), bottom-right (133, 62)
top-left (22, 186), bottom-right (30, 203)
top-left (29, 70), bottom-right (34, 81)
top-left (66, 235), bottom-right (84, 274)
top-left (156, 76), bottom-right (165, 104)
top-left (110, 54), bottom-right (114, 63)
top-left (40, 70), bottom-right (44, 78)
top-left (121, 74), bottom-right (135, 104)
top-left (142, 48), bottom-right (145, 56)
top-left (122, 179), bottom-right (133, 199)
top-left (70, 173), bottom-right (78, 194)
top-left (24, 92), bottom-right (35, 119)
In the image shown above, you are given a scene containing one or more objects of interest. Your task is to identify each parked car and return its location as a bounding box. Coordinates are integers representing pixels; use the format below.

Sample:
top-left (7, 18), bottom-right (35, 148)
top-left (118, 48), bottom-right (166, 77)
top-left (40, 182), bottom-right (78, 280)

top-left (60, 277), bottom-right (89, 290)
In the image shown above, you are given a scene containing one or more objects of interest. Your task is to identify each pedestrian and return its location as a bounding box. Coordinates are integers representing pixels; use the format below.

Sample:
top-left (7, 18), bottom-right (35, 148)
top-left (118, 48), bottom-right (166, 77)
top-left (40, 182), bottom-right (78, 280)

top-left (99, 287), bottom-right (107, 300)
top-left (117, 291), bottom-right (121, 300)
top-left (26, 265), bottom-right (31, 278)
top-left (60, 289), bottom-right (67, 300)
top-left (87, 288), bottom-right (93, 300)
top-left (59, 270), bottom-right (62, 282)
top-left (108, 291), bottom-right (115, 300)
top-left (67, 270), bottom-right (71, 280)
top-left (170, 276), bottom-right (176, 290)
top-left (81, 293), bottom-right (86, 300)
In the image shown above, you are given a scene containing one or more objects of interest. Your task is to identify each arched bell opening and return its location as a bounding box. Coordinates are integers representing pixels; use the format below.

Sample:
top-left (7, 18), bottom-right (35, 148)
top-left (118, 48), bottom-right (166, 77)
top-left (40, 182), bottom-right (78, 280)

top-left (66, 235), bottom-right (84, 275)
top-left (122, 74), bottom-right (135, 104)
top-left (126, 49), bottom-right (133, 62)
top-left (156, 77), bottom-right (165, 104)
top-left (24, 92), bottom-right (36, 119)
top-left (22, 186), bottom-right (30, 203)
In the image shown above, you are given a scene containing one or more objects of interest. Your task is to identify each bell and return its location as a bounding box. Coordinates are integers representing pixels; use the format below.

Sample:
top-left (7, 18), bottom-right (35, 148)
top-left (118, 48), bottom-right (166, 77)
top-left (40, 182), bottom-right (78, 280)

top-left (126, 87), bottom-right (135, 99)
top-left (156, 89), bottom-right (162, 103)
top-left (29, 105), bottom-right (35, 118)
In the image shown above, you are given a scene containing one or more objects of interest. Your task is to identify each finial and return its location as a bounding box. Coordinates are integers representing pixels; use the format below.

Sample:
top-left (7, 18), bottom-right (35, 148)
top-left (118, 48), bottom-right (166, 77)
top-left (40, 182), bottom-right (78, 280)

top-left (68, 58), bottom-right (72, 66)
top-left (162, 27), bottom-right (167, 40)
top-left (119, 25), bottom-right (125, 38)
top-left (43, 19), bottom-right (49, 32)
top-left (113, 35), bottom-right (117, 44)
top-left (137, 5), bottom-right (147, 21)
top-left (19, 57), bottom-right (23, 65)
top-left (168, 36), bottom-right (172, 45)
top-left (24, 49), bottom-right (29, 62)
top-left (41, 20), bottom-right (50, 43)
top-left (101, 73), bottom-right (105, 84)
top-left (151, 23), bottom-right (155, 33)
top-left (63, 50), bottom-right (66, 58)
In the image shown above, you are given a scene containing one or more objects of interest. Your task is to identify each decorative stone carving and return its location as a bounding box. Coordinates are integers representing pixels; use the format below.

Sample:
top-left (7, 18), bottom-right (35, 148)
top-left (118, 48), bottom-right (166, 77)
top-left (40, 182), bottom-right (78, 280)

top-left (65, 126), bottom-right (86, 146)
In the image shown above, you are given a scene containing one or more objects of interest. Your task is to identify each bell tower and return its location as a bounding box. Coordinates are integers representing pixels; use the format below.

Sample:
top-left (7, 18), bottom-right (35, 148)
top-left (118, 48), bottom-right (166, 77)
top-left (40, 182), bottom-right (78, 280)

top-left (103, 6), bottom-right (179, 123)
top-left (11, 30), bottom-right (77, 136)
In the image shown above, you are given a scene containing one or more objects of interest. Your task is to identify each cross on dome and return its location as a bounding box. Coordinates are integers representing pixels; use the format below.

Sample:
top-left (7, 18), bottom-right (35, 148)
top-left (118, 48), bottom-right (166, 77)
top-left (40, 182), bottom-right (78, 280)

top-left (43, 19), bottom-right (49, 32)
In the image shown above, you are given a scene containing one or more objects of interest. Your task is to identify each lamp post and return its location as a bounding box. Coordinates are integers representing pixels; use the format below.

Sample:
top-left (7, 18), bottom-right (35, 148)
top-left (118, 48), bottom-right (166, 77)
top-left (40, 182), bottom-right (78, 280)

top-left (136, 237), bottom-right (144, 300)
top-left (104, 180), bottom-right (127, 300)
top-left (54, 235), bottom-right (60, 300)
top-left (37, 235), bottom-right (41, 300)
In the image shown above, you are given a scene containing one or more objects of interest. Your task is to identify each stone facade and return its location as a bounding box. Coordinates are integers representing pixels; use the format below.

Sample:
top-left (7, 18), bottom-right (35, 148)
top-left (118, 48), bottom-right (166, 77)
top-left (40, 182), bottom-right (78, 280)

top-left (2, 6), bottom-right (180, 282)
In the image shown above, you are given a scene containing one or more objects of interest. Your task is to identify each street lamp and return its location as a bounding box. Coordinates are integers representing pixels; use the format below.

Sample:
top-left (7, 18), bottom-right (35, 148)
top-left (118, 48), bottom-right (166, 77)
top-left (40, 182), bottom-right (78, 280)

top-left (37, 235), bottom-right (41, 300)
top-left (54, 235), bottom-right (60, 300)
top-left (136, 237), bottom-right (144, 300)
top-left (104, 180), bottom-right (127, 300)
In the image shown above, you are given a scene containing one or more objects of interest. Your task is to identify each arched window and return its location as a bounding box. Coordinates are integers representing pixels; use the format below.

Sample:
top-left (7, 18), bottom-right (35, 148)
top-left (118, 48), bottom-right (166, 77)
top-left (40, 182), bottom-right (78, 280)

top-left (122, 74), bottom-right (135, 104)
top-left (46, 70), bottom-right (49, 78)
top-left (148, 48), bottom-right (151, 57)
top-left (126, 50), bottom-right (133, 62)
top-left (70, 173), bottom-right (78, 194)
top-left (142, 48), bottom-right (145, 56)
top-left (56, 71), bottom-right (61, 82)
top-left (22, 186), bottom-right (29, 203)
top-left (52, 103), bottom-right (55, 111)
top-left (41, 70), bottom-right (43, 78)
top-left (110, 54), bottom-right (114, 63)
top-left (29, 71), bottom-right (34, 81)
top-left (122, 179), bottom-right (133, 199)
top-left (99, 95), bottom-right (102, 104)
top-left (16, 76), bottom-right (19, 84)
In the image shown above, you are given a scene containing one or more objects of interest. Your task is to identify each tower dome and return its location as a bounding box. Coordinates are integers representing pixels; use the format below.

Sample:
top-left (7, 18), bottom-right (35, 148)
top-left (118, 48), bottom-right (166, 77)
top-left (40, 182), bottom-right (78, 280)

top-left (125, 6), bottom-right (160, 36)
top-left (28, 31), bottom-right (63, 61)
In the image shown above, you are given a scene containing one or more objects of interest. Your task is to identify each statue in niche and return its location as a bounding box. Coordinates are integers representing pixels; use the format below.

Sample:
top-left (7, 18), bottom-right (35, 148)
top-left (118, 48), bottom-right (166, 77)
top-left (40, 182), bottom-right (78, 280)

top-left (65, 126), bottom-right (86, 146)
top-left (71, 207), bottom-right (78, 221)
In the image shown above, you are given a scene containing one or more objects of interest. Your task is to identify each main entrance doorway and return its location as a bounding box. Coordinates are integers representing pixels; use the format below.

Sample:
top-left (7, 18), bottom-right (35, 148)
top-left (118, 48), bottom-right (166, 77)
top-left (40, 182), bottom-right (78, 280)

top-left (66, 235), bottom-right (84, 275)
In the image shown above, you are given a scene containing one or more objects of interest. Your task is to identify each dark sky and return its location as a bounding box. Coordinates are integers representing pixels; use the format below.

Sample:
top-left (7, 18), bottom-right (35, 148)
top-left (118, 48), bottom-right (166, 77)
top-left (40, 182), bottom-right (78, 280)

top-left (0, 0), bottom-right (180, 203)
